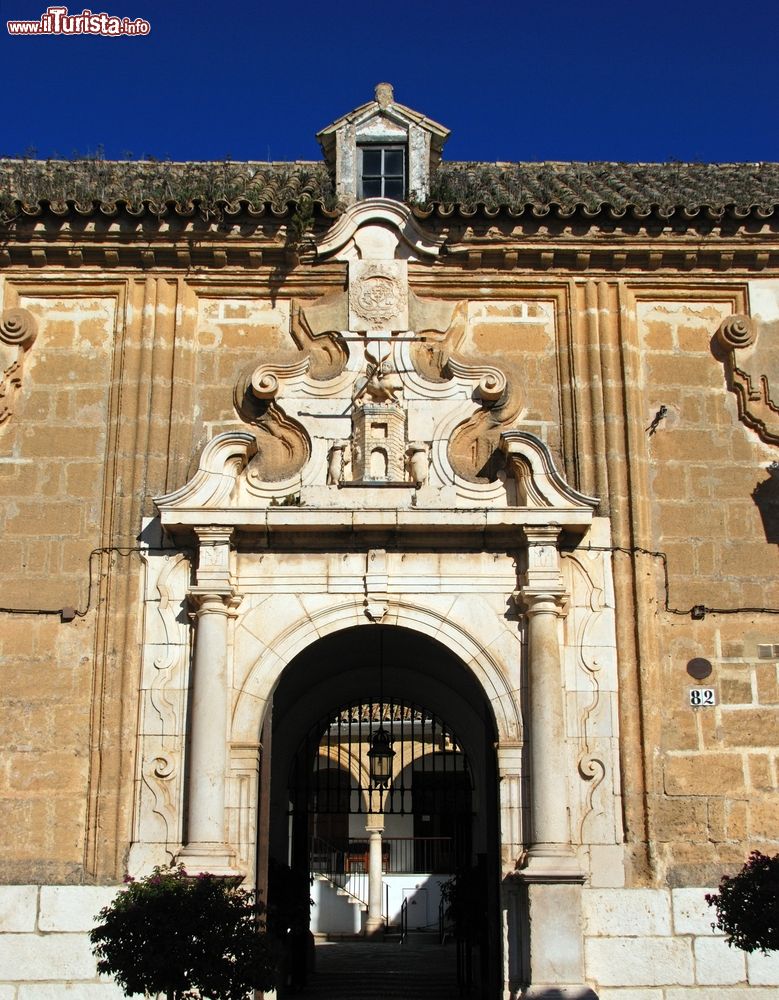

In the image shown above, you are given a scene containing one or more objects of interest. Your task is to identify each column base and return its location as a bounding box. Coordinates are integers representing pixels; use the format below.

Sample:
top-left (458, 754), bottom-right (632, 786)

top-left (519, 846), bottom-right (585, 883)
top-left (176, 843), bottom-right (240, 878)
top-left (364, 916), bottom-right (385, 936)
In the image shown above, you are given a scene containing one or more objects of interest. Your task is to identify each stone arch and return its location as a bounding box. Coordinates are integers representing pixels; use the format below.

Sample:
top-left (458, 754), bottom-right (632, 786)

top-left (231, 595), bottom-right (522, 747)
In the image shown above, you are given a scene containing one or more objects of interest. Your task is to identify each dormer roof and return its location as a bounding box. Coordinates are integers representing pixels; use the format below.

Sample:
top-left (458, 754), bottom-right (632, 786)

top-left (316, 84), bottom-right (450, 204)
top-left (316, 83), bottom-right (450, 165)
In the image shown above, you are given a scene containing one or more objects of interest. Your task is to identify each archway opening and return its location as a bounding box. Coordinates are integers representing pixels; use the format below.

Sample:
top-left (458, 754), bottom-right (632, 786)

top-left (263, 624), bottom-right (501, 999)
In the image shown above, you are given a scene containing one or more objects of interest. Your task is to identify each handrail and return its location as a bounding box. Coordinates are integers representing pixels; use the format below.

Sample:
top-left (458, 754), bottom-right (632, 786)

top-left (310, 835), bottom-right (389, 921)
top-left (332, 836), bottom-right (454, 874)
top-left (310, 835), bottom-right (455, 877)
top-left (400, 897), bottom-right (408, 944)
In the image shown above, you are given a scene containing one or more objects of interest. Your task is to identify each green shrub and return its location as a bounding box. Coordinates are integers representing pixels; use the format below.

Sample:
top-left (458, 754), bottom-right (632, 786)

top-left (90, 865), bottom-right (277, 999)
top-left (706, 851), bottom-right (779, 954)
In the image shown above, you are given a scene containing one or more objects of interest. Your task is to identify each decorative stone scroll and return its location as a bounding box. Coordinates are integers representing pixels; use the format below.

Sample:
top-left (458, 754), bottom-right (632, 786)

top-left (0, 307), bottom-right (38, 426)
top-left (233, 361), bottom-right (312, 484)
top-left (236, 357), bottom-right (310, 402)
top-left (446, 356), bottom-right (507, 403)
top-left (364, 548), bottom-right (389, 622)
top-left (716, 313), bottom-right (755, 351)
top-left (715, 312), bottom-right (779, 445)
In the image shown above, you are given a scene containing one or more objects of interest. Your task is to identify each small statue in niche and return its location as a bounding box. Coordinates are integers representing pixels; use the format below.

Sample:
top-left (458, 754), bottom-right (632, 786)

top-left (327, 440), bottom-right (350, 485)
top-left (407, 442), bottom-right (429, 487)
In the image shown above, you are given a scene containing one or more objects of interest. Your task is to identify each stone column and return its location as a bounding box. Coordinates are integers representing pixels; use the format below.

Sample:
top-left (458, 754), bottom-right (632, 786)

top-left (519, 525), bottom-right (578, 875)
top-left (365, 819), bottom-right (385, 935)
top-left (178, 527), bottom-right (238, 876)
top-left (516, 526), bottom-right (597, 1000)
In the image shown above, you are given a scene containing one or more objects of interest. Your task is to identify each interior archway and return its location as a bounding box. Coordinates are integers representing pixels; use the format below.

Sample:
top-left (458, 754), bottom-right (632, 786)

top-left (263, 624), bottom-right (502, 999)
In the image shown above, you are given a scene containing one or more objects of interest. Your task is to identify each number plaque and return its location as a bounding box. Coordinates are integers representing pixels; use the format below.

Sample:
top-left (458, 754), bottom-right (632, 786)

top-left (689, 687), bottom-right (716, 707)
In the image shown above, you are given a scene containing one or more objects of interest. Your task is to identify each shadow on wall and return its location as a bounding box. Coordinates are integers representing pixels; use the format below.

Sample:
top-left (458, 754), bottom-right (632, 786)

top-left (752, 463), bottom-right (779, 544)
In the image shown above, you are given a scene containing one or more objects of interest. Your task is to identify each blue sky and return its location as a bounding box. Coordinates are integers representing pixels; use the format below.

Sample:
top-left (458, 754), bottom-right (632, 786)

top-left (1, 0), bottom-right (778, 164)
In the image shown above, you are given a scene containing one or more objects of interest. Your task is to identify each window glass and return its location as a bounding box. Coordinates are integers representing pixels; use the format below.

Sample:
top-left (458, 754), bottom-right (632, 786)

top-left (384, 149), bottom-right (404, 176)
top-left (362, 148), bottom-right (382, 175)
top-left (359, 145), bottom-right (406, 200)
top-left (384, 177), bottom-right (404, 200)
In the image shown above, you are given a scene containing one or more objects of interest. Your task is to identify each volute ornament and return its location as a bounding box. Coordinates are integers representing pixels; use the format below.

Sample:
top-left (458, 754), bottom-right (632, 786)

top-left (446, 356), bottom-right (507, 402)
top-left (0, 308), bottom-right (38, 347)
top-left (716, 314), bottom-right (755, 351)
top-left (235, 357), bottom-right (310, 403)
top-left (0, 307), bottom-right (39, 427)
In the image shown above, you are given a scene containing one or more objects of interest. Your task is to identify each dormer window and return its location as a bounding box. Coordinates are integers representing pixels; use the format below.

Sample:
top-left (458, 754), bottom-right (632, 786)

top-left (317, 84), bottom-right (449, 206)
top-left (360, 145), bottom-right (406, 200)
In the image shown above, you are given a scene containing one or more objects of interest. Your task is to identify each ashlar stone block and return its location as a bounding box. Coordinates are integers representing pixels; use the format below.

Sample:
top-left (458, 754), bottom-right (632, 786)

top-left (747, 948), bottom-right (779, 985)
top-left (18, 985), bottom-right (126, 999)
top-left (694, 935), bottom-right (746, 984)
top-left (597, 991), bottom-right (663, 1000)
top-left (585, 937), bottom-right (694, 986)
top-left (671, 887), bottom-right (721, 935)
top-left (583, 888), bottom-right (671, 937)
top-left (0, 884), bottom-right (37, 931)
top-left (588, 845), bottom-right (626, 888)
top-left (0, 933), bottom-right (97, 980)
top-left (38, 885), bottom-right (119, 932)
top-left (665, 991), bottom-right (779, 1000)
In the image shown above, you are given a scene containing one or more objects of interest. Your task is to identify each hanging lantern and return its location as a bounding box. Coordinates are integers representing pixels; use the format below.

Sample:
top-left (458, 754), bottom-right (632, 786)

top-left (368, 726), bottom-right (395, 788)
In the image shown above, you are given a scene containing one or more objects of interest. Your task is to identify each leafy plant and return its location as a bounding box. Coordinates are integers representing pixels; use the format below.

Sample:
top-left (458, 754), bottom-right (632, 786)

top-left (90, 865), bottom-right (277, 1000)
top-left (706, 850), bottom-right (779, 954)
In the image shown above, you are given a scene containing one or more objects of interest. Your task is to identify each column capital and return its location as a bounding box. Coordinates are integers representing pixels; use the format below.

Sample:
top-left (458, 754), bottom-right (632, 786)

top-left (496, 740), bottom-right (524, 774)
top-left (188, 589), bottom-right (234, 617)
top-left (514, 590), bottom-right (567, 619)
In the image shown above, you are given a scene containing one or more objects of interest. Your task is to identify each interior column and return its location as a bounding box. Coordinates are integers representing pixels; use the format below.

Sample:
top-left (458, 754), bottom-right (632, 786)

top-left (365, 818), bottom-right (385, 935)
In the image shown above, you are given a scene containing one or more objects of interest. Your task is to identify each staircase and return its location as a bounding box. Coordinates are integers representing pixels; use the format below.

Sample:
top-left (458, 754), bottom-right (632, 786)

top-left (298, 935), bottom-right (462, 1000)
top-left (312, 872), bottom-right (367, 935)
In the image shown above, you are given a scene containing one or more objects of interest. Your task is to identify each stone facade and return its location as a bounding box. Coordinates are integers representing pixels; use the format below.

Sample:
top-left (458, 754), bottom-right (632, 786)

top-left (2, 89), bottom-right (779, 998)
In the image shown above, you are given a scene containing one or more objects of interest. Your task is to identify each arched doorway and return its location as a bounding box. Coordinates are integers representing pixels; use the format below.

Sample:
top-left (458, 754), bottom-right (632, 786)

top-left (263, 624), bottom-right (501, 999)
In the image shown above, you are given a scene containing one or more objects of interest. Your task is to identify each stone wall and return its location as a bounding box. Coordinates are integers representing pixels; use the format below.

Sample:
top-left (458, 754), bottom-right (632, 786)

top-left (635, 291), bottom-right (779, 886)
top-left (2, 213), bottom-right (779, 996)
top-left (0, 885), bottom-right (123, 998)
top-left (0, 292), bottom-right (118, 883)
top-left (583, 887), bottom-right (779, 998)
top-left (1, 885), bottom-right (778, 996)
